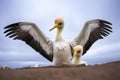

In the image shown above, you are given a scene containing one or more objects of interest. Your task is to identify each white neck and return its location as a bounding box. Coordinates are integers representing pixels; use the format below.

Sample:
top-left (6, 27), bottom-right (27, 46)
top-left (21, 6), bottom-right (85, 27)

top-left (56, 28), bottom-right (63, 41)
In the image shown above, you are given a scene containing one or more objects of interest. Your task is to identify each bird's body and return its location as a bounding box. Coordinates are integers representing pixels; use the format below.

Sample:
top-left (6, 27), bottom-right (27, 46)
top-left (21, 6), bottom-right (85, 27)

top-left (4, 18), bottom-right (112, 65)
top-left (53, 40), bottom-right (72, 65)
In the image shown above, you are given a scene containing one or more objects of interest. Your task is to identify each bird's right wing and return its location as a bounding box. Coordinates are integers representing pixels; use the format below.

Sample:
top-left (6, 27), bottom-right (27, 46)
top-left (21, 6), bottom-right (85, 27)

top-left (4, 22), bottom-right (53, 62)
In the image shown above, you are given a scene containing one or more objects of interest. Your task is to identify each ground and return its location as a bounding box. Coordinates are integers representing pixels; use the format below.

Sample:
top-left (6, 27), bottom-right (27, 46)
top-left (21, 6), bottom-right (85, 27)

top-left (0, 61), bottom-right (120, 80)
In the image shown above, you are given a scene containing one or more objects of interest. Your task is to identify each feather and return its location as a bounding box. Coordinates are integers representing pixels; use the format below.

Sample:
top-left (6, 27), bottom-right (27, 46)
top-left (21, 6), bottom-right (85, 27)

top-left (70, 19), bottom-right (112, 55)
top-left (4, 22), bottom-right (53, 61)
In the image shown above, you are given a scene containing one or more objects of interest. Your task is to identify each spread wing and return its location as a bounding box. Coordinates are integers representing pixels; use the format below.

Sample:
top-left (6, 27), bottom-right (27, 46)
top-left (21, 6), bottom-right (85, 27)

top-left (4, 22), bottom-right (53, 62)
top-left (70, 19), bottom-right (112, 55)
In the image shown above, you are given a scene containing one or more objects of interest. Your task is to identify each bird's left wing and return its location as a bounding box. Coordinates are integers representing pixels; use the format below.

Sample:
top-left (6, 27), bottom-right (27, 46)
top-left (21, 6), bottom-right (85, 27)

top-left (70, 19), bottom-right (112, 55)
top-left (4, 22), bottom-right (53, 62)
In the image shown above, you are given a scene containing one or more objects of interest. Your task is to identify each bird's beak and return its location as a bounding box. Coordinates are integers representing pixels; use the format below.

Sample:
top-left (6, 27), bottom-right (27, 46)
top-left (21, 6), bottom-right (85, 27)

top-left (71, 51), bottom-right (78, 60)
top-left (49, 24), bottom-right (58, 31)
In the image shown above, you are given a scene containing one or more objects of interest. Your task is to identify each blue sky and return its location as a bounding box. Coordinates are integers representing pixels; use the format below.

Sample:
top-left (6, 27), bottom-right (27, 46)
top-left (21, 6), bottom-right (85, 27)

top-left (0, 0), bottom-right (120, 67)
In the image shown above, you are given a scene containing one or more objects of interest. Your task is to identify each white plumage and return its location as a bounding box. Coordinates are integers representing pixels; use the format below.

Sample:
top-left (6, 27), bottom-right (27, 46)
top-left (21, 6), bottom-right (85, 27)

top-left (53, 40), bottom-right (71, 65)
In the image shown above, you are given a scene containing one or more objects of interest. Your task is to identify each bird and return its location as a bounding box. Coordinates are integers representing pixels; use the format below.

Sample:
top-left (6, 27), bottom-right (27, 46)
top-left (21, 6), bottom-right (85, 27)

top-left (72, 45), bottom-right (83, 64)
top-left (4, 18), bottom-right (112, 66)
top-left (71, 45), bottom-right (87, 66)
top-left (34, 64), bottom-right (40, 67)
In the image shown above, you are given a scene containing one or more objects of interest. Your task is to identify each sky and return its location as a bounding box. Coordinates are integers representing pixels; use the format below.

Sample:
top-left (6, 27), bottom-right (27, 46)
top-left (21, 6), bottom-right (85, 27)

top-left (0, 0), bottom-right (120, 68)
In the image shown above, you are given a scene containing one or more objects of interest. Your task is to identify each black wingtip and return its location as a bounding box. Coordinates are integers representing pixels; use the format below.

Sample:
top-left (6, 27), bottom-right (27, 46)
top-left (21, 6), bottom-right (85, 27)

top-left (4, 28), bottom-right (12, 33)
top-left (104, 24), bottom-right (112, 30)
top-left (4, 22), bottom-right (21, 38)
top-left (99, 19), bottom-right (112, 25)
top-left (4, 22), bottom-right (21, 33)
top-left (4, 22), bottom-right (20, 29)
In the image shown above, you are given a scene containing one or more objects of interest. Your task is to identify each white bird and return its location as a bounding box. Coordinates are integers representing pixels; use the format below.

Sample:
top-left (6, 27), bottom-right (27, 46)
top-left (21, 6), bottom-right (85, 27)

top-left (4, 18), bottom-right (112, 65)
top-left (34, 64), bottom-right (40, 67)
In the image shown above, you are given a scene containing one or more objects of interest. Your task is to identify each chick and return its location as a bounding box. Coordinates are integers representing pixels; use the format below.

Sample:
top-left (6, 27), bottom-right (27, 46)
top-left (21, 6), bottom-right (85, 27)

top-left (72, 45), bottom-right (87, 65)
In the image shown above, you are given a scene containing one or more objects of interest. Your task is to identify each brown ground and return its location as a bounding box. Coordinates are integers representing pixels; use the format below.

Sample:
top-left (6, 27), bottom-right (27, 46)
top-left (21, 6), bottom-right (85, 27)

top-left (0, 61), bottom-right (120, 80)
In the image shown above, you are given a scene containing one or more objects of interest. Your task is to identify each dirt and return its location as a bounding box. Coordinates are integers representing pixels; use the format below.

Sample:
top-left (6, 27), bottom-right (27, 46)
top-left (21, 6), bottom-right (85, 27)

top-left (0, 61), bottom-right (120, 80)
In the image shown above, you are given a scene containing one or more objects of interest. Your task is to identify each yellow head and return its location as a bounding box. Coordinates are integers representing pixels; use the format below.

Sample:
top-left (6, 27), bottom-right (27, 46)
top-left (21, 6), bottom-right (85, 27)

top-left (73, 45), bottom-right (83, 58)
top-left (72, 45), bottom-right (83, 64)
top-left (49, 18), bottom-right (64, 31)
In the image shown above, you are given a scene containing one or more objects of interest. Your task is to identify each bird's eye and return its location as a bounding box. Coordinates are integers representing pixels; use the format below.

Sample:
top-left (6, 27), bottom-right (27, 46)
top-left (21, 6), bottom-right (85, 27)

top-left (77, 50), bottom-right (81, 54)
top-left (58, 23), bottom-right (62, 25)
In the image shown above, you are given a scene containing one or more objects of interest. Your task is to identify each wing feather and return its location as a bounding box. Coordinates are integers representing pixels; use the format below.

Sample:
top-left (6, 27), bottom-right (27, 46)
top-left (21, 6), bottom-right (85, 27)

top-left (4, 22), bottom-right (53, 62)
top-left (70, 19), bottom-right (112, 55)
